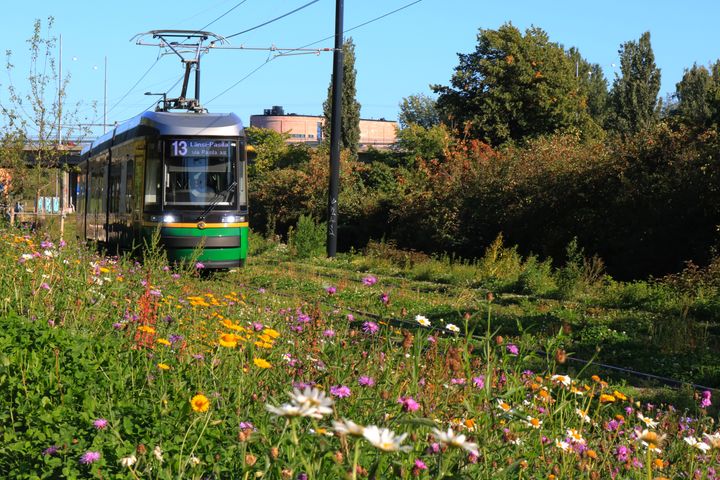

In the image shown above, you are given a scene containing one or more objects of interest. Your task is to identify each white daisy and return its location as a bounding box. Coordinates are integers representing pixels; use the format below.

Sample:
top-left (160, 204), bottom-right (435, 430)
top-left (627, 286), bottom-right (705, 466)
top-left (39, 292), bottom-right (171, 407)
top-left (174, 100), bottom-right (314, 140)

top-left (362, 425), bottom-right (411, 452)
top-left (431, 427), bottom-right (479, 455)
top-left (415, 315), bottom-right (431, 327)
top-left (445, 323), bottom-right (460, 333)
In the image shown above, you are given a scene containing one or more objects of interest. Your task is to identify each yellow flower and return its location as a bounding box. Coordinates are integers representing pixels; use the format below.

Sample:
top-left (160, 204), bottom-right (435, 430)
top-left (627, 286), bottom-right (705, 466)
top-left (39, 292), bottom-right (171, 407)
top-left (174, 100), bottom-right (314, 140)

top-left (138, 325), bottom-right (156, 334)
top-left (613, 390), bottom-right (628, 401)
top-left (263, 328), bottom-right (280, 339)
top-left (254, 341), bottom-right (273, 349)
top-left (253, 358), bottom-right (272, 369)
top-left (219, 333), bottom-right (239, 348)
top-left (157, 363), bottom-right (171, 370)
top-left (157, 338), bottom-right (171, 346)
top-left (190, 394), bottom-right (210, 412)
top-left (599, 394), bottom-right (616, 403)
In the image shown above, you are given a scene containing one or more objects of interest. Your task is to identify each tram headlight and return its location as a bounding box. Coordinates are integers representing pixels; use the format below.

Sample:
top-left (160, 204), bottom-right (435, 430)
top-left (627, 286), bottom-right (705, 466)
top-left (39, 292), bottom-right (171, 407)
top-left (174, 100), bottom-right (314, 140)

top-left (222, 215), bottom-right (245, 223)
top-left (162, 214), bottom-right (176, 223)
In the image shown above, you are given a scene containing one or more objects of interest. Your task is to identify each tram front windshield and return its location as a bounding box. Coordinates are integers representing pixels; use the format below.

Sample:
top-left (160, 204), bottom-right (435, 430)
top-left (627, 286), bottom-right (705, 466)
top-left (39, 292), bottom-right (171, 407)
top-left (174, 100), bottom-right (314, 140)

top-left (164, 139), bottom-right (237, 208)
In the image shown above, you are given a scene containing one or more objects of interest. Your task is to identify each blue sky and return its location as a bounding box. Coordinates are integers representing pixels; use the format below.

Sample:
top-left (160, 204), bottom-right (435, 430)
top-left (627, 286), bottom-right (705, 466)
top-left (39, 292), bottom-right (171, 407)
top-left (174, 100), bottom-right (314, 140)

top-left (3, 0), bottom-right (719, 139)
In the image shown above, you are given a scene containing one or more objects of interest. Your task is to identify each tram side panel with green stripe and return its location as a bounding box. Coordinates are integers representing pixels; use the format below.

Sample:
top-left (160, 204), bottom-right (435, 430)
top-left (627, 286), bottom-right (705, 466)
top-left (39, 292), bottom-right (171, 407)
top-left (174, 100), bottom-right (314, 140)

top-left (77, 111), bottom-right (249, 268)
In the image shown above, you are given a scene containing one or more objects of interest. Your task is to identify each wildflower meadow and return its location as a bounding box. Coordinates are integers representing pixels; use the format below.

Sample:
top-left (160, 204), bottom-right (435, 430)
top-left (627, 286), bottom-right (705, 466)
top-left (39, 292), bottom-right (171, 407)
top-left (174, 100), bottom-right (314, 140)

top-left (1, 228), bottom-right (720, 479)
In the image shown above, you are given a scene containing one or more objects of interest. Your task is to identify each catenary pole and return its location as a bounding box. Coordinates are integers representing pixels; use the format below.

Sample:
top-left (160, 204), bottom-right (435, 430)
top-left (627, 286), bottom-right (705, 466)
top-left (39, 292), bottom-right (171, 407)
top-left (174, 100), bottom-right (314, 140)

top-left (327, 0), bottom-right (344, 257)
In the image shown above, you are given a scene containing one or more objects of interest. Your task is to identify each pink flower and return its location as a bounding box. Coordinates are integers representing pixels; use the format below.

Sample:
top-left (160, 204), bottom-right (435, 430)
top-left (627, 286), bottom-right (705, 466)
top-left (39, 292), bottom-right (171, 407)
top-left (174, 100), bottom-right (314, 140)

top-left (380, 292), bottom-right (389, 304)
top-left (362, 275), bottom-right (377, 286)
top-left (362, 321), bottom-right (379, 334)
top-left (330, 385), bottom-right (351, 398)
top-left (323, 329), bottom-right (336, 337)
top-left (195, 262), bottom-right (205, 269)
top-left (700, 390), bottom-right (712, 408)
top-left (326, 286), bottom-right (336, 295)
top-left (472, 376), bottom-right (485, 388)
top-left (80, 451), bottom-right (101, 464)
top-left (506, 344), bottom-right (519, 355)
top-left (93, 418), bottom-right (108, 430)
top-left (398, 396), bottom-right (420, 412)
top-left (414, 459), bottom-right (428, 470)
top-left (358, 376), bottom-right (375, 387)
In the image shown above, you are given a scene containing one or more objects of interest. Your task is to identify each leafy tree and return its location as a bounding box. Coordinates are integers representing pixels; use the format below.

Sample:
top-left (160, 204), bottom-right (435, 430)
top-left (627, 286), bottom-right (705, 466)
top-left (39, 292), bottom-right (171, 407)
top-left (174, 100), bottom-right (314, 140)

top-left (0, 17), bottom-right (88, 221)
top-left (568, 47), bottom-right (609, 128)
top-left (245, 126), bottom-right (289, 175)
top-left (395, 123), bottom-right (451, 165)
top-left (607, 32), bottom-right (661, 134)
top-left (674, 61), bottom-right (720, 129)
top-left (323, 37), bottom-right (361, 156)
top-left (398, 93), bottom-right (439, 129)
top-left (432, 23), bottom-right (598, 145)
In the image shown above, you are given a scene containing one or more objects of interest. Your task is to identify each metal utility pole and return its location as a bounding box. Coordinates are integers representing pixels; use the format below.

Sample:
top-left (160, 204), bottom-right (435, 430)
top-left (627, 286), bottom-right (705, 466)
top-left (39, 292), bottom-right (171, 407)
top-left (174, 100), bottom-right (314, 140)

top-left (103, 56), bottom-right (107, 134)
top-left (326, 0), bottom-right (344, 258)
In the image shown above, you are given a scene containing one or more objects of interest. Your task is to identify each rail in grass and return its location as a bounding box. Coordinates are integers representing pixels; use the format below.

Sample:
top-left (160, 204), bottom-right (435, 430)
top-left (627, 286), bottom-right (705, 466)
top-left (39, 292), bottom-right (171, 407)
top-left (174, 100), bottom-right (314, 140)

top-left (76, 111), bottom-right (249, 268)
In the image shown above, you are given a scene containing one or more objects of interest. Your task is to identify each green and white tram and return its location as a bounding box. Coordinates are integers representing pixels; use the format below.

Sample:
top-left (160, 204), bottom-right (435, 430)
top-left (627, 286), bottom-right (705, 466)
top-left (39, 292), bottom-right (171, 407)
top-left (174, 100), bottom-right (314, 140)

top-left (77, 110), bottom-right (248, 268)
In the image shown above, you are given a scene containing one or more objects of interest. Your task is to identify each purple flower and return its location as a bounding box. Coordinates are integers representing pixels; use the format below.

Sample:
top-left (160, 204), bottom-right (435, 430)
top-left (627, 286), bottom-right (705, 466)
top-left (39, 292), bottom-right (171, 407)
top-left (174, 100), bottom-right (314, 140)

top-left (80, 451), bottom-right (101, 464)
top-left (59, 240), bottom-right (66, 248)
top-left (506, 344), bottom-right (519, 356)
top-left (325, 286), bottom-right (336, 295)
top-left (330, 385), bottom-right (351, 398)
top-left (472, 376), bottom-right (485, 388)
top-left (398, 396), bottom-right (420, 412)
top-left (252, 322), bottom-right (264, 331)
top-left (93, 418), bottom-right (108, 430)
top-left (112, 322), bottom-right (123, 330)
top-left (40, 282), bottom-right (51, 291)
top-left (362, 275), bottom-right (377, 286)
top-left (358, 376), bottom-right (375, 387)
top-left (239, 421), bottom-right (255, 430)
top-left (43, 445), bottom-right (60, 456)
top-left (606, 419), bottom-right (621, 432)
top-left (700, 390), bottom-right (712, 408)
top-left (615, 445), bottom-right (629, 462)
top-left (323, 329), bottom-right (335, 337)
top-left (380, 292), bottom-right (389, 305)
top-left (168, 334), bottom-right (184, 345)
top-left (362, 321), bottom-right (379, 334)
top-left (297, 474), bottom-right (308, 480)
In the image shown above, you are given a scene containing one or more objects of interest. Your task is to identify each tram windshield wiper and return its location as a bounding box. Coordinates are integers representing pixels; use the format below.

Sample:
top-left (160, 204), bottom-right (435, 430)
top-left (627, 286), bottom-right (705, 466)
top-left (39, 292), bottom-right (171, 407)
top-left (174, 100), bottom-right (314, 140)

top-left (197, 181), bottom-right (237, 221)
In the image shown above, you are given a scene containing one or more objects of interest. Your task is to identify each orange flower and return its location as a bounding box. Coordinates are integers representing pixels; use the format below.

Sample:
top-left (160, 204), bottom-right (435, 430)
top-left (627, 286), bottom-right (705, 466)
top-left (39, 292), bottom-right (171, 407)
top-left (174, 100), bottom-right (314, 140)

top-left (191, 394), bottom-right (210, 412)
top-left (613, 390), bottom-right (628, 401)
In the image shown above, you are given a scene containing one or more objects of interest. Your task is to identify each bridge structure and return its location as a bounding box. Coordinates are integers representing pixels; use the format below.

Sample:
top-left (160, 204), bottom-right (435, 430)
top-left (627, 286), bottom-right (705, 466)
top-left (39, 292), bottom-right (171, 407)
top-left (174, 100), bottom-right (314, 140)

top-left (1, 140), bottom-right (88, 223)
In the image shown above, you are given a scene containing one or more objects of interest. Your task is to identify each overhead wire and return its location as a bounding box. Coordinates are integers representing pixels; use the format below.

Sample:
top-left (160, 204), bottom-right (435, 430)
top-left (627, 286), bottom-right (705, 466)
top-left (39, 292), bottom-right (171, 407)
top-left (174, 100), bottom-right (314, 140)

top-left (206, 0), bottom-right (425, 105)
top-left (100, 57), bottom-right (161, 119)
top-left (224, 0), bottom-right (321, 39)
top-left (199, 0), bottom-right (250, 32)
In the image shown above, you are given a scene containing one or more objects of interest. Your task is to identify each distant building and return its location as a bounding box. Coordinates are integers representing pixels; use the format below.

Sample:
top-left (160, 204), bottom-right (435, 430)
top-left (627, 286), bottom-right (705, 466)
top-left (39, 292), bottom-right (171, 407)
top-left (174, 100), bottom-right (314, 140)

top-left (250, 106), bottom-right (397, 150)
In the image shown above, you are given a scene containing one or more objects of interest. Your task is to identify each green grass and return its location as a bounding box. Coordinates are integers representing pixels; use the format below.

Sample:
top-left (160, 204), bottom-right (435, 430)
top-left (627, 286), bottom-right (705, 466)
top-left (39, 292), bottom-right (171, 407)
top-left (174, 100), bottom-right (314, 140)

top-left (1, 227), bottom-right (719, 478)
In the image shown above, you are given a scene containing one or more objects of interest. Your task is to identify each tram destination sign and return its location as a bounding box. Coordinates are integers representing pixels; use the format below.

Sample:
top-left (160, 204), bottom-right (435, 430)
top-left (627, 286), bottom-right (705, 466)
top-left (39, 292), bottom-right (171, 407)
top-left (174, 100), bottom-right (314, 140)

top-left (169, 139), bottom-right (233, 157)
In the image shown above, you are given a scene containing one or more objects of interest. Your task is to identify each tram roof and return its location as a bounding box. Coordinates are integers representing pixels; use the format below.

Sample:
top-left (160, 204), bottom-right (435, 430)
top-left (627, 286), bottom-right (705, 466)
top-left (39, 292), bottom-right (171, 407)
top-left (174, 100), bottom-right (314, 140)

top-left (83, 111), bottom-right (244, 157)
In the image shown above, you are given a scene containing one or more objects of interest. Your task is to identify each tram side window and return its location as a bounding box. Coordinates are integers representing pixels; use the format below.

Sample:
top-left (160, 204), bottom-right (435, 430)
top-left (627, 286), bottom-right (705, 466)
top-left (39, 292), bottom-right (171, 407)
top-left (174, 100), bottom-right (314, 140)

top-left (145, 155), bottom-right (162, 207)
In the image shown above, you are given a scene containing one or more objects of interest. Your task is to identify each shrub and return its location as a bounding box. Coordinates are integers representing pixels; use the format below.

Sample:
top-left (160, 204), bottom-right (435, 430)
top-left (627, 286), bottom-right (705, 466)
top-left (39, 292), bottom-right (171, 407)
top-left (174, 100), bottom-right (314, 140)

top-left (288, 214), bottom-right (327, 258)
